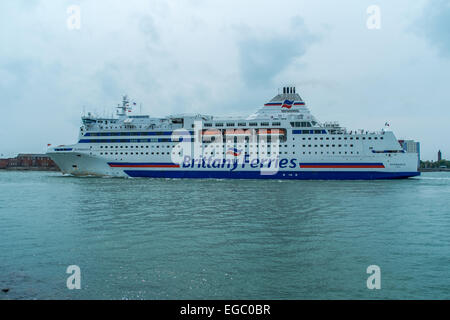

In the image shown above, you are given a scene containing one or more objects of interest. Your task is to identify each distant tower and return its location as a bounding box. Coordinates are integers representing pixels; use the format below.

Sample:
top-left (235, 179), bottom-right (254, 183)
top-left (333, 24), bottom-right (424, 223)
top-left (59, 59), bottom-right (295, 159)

top-left (438, 150), bottom-right (442, 162)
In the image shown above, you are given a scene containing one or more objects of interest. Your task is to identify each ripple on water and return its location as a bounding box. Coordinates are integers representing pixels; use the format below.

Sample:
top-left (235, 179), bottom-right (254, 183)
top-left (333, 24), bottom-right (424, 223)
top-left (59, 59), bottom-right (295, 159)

top-left (0, 171), bottom-right (449, 299)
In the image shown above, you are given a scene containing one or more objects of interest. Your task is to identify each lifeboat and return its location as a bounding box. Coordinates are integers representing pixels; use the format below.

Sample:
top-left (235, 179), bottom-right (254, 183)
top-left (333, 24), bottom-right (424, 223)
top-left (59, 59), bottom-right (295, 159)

top-left (201, 129), bottom-right (222, 142)
top-left (201, 129), bottom-right (222, 136)
top-left (257, 128), bottom-right (286, 135)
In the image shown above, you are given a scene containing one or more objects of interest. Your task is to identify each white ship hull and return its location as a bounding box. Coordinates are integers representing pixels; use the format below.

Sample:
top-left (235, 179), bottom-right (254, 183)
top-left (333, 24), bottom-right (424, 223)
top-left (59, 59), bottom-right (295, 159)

top-left (48, 148), bottom-right (419, 180)
top-left (47, 88), bottom-right (420, 180)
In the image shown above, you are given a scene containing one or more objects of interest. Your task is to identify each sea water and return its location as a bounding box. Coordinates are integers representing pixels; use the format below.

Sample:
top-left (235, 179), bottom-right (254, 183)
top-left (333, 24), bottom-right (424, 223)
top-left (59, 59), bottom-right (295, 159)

top-left (0, 171), bottom-right (449, 299)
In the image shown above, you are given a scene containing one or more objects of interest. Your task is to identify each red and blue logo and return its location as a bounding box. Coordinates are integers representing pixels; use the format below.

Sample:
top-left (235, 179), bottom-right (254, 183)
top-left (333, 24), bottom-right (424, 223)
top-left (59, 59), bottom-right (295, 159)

top-left (281, 99), bottom-right (294, 109)
top-left (226, 148), bottom-right (242, 157)
top-left (264, 100), bottom-right (305, 107)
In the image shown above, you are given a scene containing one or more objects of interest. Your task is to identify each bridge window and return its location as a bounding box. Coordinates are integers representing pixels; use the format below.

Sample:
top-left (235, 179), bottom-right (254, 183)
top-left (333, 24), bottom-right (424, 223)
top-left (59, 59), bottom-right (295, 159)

top-left (290, 122), bottom-right (312, 127)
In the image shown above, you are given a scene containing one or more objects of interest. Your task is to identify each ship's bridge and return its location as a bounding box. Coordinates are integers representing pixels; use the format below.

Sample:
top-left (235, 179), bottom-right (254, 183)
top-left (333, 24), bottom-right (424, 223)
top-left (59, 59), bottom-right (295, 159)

top-left (248, 86), bottom-right (317, 123)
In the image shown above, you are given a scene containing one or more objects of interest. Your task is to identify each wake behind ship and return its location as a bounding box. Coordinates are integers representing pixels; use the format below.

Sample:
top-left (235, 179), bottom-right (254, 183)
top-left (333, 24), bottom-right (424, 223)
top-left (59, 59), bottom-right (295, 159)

top-left (47, 87), bottom-right (420, 180)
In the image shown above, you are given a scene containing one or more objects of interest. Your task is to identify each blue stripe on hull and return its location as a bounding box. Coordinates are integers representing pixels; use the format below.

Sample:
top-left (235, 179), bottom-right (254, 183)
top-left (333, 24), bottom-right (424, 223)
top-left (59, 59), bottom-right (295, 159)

top-left (123, 170), bottom-right (420, 180)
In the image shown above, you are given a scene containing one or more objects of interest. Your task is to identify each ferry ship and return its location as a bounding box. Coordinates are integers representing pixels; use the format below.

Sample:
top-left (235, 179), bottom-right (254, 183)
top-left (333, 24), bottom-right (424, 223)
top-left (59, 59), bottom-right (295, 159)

top-left (47, 87), bottom-right (420, 179)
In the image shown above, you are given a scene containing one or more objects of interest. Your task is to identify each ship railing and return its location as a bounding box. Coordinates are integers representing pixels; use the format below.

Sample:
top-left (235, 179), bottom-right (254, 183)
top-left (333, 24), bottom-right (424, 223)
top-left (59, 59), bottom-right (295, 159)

top-left (334, 129), bottom-right (387, 135)
top-left (323, 121), bottom-right (340, 128)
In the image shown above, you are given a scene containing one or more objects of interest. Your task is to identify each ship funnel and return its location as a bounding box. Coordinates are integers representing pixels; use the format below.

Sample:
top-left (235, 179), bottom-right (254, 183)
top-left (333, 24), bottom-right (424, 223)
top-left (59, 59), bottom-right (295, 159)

top-left (282, 86), bottom-right (296, 94)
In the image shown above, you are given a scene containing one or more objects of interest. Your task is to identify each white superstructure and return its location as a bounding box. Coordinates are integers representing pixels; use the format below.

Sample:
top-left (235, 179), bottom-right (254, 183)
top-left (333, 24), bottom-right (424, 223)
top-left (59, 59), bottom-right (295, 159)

top-left (47, 87), bottom-right (420, 179)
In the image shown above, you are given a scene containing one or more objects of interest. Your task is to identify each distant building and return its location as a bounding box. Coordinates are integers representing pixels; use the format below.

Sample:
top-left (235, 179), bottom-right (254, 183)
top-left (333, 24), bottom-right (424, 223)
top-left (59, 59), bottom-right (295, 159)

top-left (438, 150), bottom-right (442, 162)
top-left (0, 154), bottom-right (59, 171)
top-left (0, 159), bottom-right (8, 169)
top-left (398, 140), bottom-right (420, 168)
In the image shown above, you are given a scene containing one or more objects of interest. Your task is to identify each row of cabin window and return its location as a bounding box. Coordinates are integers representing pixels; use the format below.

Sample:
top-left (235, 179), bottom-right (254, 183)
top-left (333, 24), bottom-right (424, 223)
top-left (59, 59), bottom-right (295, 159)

top-left (201, 122), bottom-right (281, 128)
top-left (205, 136), bottom-right (288, 143)
top-left (301, 151), bottom-right (359, 155)
top-left (293, 130), bottom-right (326, 134)
top-left (291, 122), bottom-right (313, 127)
top-left (100, 152), bottom-right (181, 156)
top-left (108, 150), bottom-right (361, 156)
top-left (199, 144), bottom-right (356, 150)
top-left (295, 136), bottom-right (383, 141)
top-left (97, 144), bottom-right (301, 150)
top-left (94, 142), bottom-right (375, 152)
top-left (98, 125), bottom-right (155, 130)
top-left (80, 138), bottom-right (193, 143)
top-left (193, 150), bottom-right (361, 156)
top-left (301, 144), bottom-right (354, 148)
top-left (85, 131), bottom-right (178, 137)
top-left (84, 124), bottom-right (156, 130)
top-left (97, 143), bottom-right (293, 149)
top-left (98, 145), bottom-right (173, 149)
top-left (97, 147), bottom-right (362, 156)
top-left (96, 143), bottom-right (358, 150)
top-left (98, 150), bottom-right (360, 157)
top-left (96, 120), bottom-right (117, 124)
top-left (199, 144), bottom-right (291, 149)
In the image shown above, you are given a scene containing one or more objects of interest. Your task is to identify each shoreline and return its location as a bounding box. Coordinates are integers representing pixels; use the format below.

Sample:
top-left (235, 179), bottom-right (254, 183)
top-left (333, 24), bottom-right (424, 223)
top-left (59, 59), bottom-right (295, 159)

top-left (419, 168), bottom-right (450, 172)
top-left (0, 167), bottom-right (60, 172)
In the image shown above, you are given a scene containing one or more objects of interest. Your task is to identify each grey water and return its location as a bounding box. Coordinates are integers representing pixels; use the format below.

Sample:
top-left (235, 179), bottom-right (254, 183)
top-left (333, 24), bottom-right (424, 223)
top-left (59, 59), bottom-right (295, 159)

top-left (0, 171), bottom-right (449, 300)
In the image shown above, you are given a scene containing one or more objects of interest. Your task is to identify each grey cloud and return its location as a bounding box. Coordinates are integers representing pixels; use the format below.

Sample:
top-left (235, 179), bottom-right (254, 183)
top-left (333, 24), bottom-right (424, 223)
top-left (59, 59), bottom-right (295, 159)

top-left (94, 64), bottom-right (122, 97)
top-left (138, 14), bottom-right (160, 44)
top-left (0, 0), bottom-right (448, 160)
top-left (414, 0), bottom-right (450, 57)
top-left (237, 16), bottom-right (317, 88)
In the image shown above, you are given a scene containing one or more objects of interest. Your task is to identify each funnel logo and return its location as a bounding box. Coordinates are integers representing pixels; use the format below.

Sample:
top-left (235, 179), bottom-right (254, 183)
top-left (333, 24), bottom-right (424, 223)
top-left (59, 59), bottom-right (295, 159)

top-left (281, 99), bottom-right (294, 109)
top-left (226, 148), bottom-right (242, 157)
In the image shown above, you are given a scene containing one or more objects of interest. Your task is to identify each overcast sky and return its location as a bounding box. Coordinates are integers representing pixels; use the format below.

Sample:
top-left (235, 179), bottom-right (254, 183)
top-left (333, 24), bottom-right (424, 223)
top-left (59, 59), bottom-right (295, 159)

top-left (1, 0), bottom-right (449, 160)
